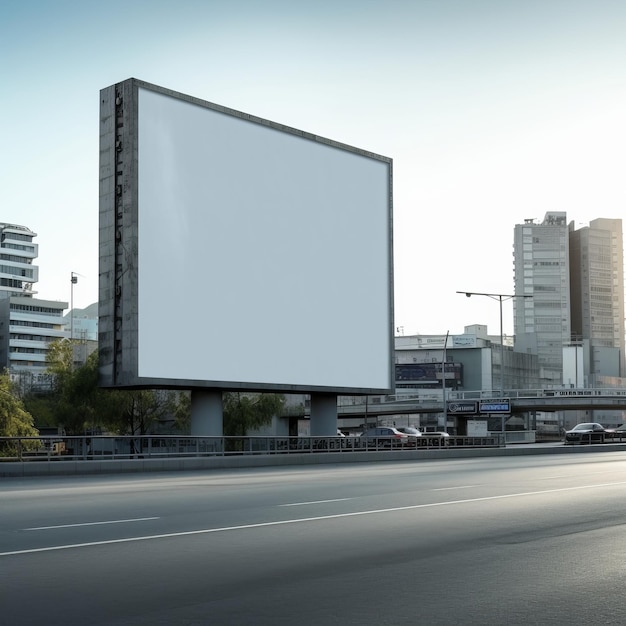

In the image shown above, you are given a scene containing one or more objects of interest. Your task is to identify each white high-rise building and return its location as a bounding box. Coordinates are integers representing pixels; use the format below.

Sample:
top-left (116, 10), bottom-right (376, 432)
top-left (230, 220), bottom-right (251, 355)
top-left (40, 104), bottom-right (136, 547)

top-left (0, 223), bottom-right (39, 295)
top-left (0, 223), bottom-right (67, 391)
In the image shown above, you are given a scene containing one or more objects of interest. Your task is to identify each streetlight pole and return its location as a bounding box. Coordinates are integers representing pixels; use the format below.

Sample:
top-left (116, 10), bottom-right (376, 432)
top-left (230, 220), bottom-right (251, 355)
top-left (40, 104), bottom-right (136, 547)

top-left (442, 330), bottom-right (449, 432)
top-left (70, 272), bottom-right (78, 341)
top-left (457, 291), bottom-right (532, 439)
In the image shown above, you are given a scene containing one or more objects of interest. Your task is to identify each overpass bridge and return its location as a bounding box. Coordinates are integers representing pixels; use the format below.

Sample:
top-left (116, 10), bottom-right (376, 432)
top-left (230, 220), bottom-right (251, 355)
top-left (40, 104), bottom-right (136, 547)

top-left (337, 388), bottom-right (626, 418)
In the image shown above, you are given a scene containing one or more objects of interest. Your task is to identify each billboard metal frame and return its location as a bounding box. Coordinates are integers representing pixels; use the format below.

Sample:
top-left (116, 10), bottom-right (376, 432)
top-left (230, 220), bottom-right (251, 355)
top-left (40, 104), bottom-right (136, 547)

top-left (99, 78), bottom-right (394, 394)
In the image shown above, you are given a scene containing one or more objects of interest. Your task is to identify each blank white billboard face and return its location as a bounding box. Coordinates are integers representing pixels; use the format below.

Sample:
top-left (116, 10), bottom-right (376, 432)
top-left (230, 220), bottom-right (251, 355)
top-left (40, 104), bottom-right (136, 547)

top-left (105, 81), bottom-right (393, 392)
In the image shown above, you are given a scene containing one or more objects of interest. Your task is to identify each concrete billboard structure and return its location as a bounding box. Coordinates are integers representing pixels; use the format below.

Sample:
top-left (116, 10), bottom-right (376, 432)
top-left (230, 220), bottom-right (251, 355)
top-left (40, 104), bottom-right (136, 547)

top-left (99, 78), bottom-right (394, 395)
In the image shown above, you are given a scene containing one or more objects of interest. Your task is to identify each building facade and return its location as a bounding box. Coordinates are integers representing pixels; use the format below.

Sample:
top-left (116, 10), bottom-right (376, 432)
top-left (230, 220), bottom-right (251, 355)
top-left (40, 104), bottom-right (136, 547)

top-left (513, 212), bottom-right (571, 387)
top-left (0, 223), bottom-right (68, 392)
top-left (569, 217), bottom-right (625, 380)
top-left (514, 213), bottom-right (625, 389)
top-left (0, 223), bottom-right (38, 295)
top-left (512, 213), bottom-right (625, 428)
top-left (63, 302), bottom-right (98, 342)
top-left (0, 296), bottom-right (67, 392)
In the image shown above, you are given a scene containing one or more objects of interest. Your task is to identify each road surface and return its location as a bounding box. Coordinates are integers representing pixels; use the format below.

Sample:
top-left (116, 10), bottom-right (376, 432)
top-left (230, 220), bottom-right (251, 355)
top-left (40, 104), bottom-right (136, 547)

top-left (3, 452), bottom-right (626, 624)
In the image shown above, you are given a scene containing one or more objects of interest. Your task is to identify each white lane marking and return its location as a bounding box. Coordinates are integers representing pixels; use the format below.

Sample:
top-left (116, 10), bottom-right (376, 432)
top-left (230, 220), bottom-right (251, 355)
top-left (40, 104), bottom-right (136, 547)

top-left (4, 480), bottom-right (626, 557)
top-left (539, 471), bottom-right (614, 480)
top-left (279, 499), bottom-right (351, 507)
top-left (431, 486), bottom-right (478, 491)
top-left (540, 475), bottom-right (571, 480)
top-left (23, 517), bottom-right (160, 531)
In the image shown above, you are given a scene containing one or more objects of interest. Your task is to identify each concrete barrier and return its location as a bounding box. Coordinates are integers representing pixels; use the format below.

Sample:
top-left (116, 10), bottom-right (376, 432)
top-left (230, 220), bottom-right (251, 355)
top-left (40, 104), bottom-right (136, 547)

top-left (3, 442), bottom-right (626, 477)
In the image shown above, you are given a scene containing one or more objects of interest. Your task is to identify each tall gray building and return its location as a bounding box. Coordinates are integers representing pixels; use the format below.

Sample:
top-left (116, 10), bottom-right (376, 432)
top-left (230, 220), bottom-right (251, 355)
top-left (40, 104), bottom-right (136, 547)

top-left (513, 212), bottom-right (571, 386)
top-left (514, 213), bottom-right (625, 388)
top-left (569, 218), bottom-right (625, 380)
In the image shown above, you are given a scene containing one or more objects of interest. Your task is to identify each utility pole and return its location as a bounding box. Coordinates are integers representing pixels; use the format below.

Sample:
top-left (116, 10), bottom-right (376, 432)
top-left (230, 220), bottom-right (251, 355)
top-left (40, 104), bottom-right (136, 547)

top-left (70, 272), bottom-right (78, 340)
top-left (457, 291), bottom-right (532, 440)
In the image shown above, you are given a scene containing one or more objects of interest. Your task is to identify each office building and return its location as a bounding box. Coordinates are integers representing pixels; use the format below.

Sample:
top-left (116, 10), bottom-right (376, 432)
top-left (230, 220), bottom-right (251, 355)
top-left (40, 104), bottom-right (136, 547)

top-left (513, 212), bottom-right (571, 386)
top-left (0, 223), bottom-right (38, 294)
top-left (514, 213), bottom-right (625, 395)
top-left (0, 296), bottom-right (67, 392)
top-left (569, 218), bottom-right (625, 380)
top-left (0, 223), bottom-right (68, 391)
top-left (63, 302), bottom-right (98, 342)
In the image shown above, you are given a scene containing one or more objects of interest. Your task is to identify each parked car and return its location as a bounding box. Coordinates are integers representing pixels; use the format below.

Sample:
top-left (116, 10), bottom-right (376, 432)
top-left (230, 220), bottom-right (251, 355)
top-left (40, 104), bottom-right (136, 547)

top-left (395, 426), bottom-right (422, 447)
top-left (564, 422), bottom-right (612, 445)
top-left (397, 427), bottom-right (450, 446)
top-left (421, 430), bottom-right (450, 439)
top-left (396, 427), bottom-right (422, 437)
top-left (361, 427), bottom-right (410, 447)
top-left (424, 431), bottom-right (450, 446)
top-left (605, 424), bottom-right (626, 441)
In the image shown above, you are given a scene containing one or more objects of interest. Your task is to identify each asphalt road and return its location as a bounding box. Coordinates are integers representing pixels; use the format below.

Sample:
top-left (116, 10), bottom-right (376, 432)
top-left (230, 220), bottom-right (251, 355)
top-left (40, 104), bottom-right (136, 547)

top-left (3, 452), bottom-right (626, 625)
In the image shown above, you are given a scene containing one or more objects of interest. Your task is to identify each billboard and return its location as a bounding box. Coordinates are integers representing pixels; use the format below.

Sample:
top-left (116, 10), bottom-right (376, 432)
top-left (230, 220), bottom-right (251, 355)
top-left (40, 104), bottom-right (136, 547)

top-left (99, 78), bottom-right (394, 393)
top-left (479, 400), bottom-right (511, 413)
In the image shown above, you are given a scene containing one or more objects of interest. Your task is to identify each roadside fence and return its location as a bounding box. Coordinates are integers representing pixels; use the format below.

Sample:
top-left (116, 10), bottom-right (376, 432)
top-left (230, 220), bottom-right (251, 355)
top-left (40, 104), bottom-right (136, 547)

top-left (0, 434), bottom-right (504, 462)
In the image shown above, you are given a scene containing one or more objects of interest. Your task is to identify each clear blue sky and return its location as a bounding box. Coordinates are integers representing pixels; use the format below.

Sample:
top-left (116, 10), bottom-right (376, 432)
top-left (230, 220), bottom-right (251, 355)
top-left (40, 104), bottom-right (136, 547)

top-left (2, 0), bottom-right (625, 336)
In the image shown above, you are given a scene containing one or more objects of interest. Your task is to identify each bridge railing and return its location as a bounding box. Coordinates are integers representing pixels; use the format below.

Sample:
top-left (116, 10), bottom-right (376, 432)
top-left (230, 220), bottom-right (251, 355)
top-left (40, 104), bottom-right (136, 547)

top-left (338, 388), bottom-right (626, 411)
top-left (0, 434), bottom-right (504, 462)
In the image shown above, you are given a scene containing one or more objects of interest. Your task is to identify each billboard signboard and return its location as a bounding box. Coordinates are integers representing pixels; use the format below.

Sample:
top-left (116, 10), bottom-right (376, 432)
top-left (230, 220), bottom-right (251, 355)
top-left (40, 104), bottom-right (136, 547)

top-left (99, 79), bottom-right (394, 394)
top-left (479, 400), bottom-right (511, 413)
top-left (467, 420), bottom-right (489, 436)
top-left (447, 401), bottom-right (478, 414)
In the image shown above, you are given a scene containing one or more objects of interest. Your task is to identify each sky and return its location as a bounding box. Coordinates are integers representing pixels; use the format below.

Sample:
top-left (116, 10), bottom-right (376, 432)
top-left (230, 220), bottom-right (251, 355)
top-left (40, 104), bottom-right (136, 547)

top-left (2, 0), bottom-right (626, 338)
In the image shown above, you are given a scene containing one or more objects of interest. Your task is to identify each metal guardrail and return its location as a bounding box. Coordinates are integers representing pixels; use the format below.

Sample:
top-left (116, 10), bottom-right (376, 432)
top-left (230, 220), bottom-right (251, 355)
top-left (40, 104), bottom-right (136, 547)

top-left (0, 434), bottom-right (505, 462)
top-left (337, 387), bottom-right (626, 415)
top-left (339, 387), bottom-right (626, 406)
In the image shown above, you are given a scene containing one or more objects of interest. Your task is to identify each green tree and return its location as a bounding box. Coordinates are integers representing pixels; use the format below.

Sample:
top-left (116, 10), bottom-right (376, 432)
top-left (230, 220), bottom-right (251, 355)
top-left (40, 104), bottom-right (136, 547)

top-left (32, 342), bottom-right (119, 434)
top-left (42, 348), bottom-right (106, 434)
top-left (43, 342), bottom-right (184, 435)
top-left (45, 338), bottom-right (74, 379)
top-left (0, 370), bottom-right (39, 456)
top-left (115, 389), bottom-right (178, 436)
top-left (172, 391), bottom-right (191, 432)
top-left (223, 392), bottom-right (285, 437)
top-left (22, 393), bottom-right (57, 429)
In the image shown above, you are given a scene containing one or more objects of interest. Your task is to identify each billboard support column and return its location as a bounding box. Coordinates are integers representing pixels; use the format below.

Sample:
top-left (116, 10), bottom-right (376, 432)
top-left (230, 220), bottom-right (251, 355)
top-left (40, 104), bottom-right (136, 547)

top-left (190, 390), bottom-right (223, 436)
top-left (310, 393), bottom-right (338, 436)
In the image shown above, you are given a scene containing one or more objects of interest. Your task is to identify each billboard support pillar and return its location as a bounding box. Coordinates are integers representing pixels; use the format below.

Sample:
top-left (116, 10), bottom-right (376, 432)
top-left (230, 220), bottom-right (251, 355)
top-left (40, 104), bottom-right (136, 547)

top-left (190, 390), bottom-right (223, 436)
top-left (310, 393), bottom-right (338, 436)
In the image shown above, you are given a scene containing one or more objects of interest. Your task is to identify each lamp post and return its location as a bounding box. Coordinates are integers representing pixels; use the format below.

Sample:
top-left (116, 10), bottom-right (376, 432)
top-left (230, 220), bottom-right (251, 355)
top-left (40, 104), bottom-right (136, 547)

top-left (457, 291), bottom-right (532, 438)
top-left (70, 272), bottom-right (78, 340)
top-left (442, 330), bottom-right (449, 431)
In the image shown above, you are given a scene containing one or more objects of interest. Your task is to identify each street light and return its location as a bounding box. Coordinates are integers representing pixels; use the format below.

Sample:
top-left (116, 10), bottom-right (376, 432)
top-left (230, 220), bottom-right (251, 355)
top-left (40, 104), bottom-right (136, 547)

top-left (457, 291), bottom-right (532, 437)
top-left (442, 330), bottom-right (449, 431)
top-left (70, 272), bottom-right (78, 340)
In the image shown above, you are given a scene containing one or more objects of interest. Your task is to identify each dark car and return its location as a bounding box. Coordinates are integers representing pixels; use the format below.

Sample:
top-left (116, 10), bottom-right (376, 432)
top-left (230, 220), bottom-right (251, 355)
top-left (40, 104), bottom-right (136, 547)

top-left (605, 424), bottom-right (626, 442)
top-left (564, 422), bottom-right (612, 445)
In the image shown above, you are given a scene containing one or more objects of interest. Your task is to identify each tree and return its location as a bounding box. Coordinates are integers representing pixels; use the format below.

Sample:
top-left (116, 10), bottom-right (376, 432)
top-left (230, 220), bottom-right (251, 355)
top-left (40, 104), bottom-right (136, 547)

top-left (0, 370), bottom-right (39, 456)
top-left (223, 392), bottom-right (285, 437)
top-left (31, 342), bottom-right (113, 433)
top-left (39, 346), bottom-right (113, 434)
top-left (172, 391), bottom-right (191, 432)
top-left (45, 338), bottom-right (74, 380)
top-left (115, 389), bottom-right (178, 436)
top-left (36, 341), bottom-right (187, 436)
